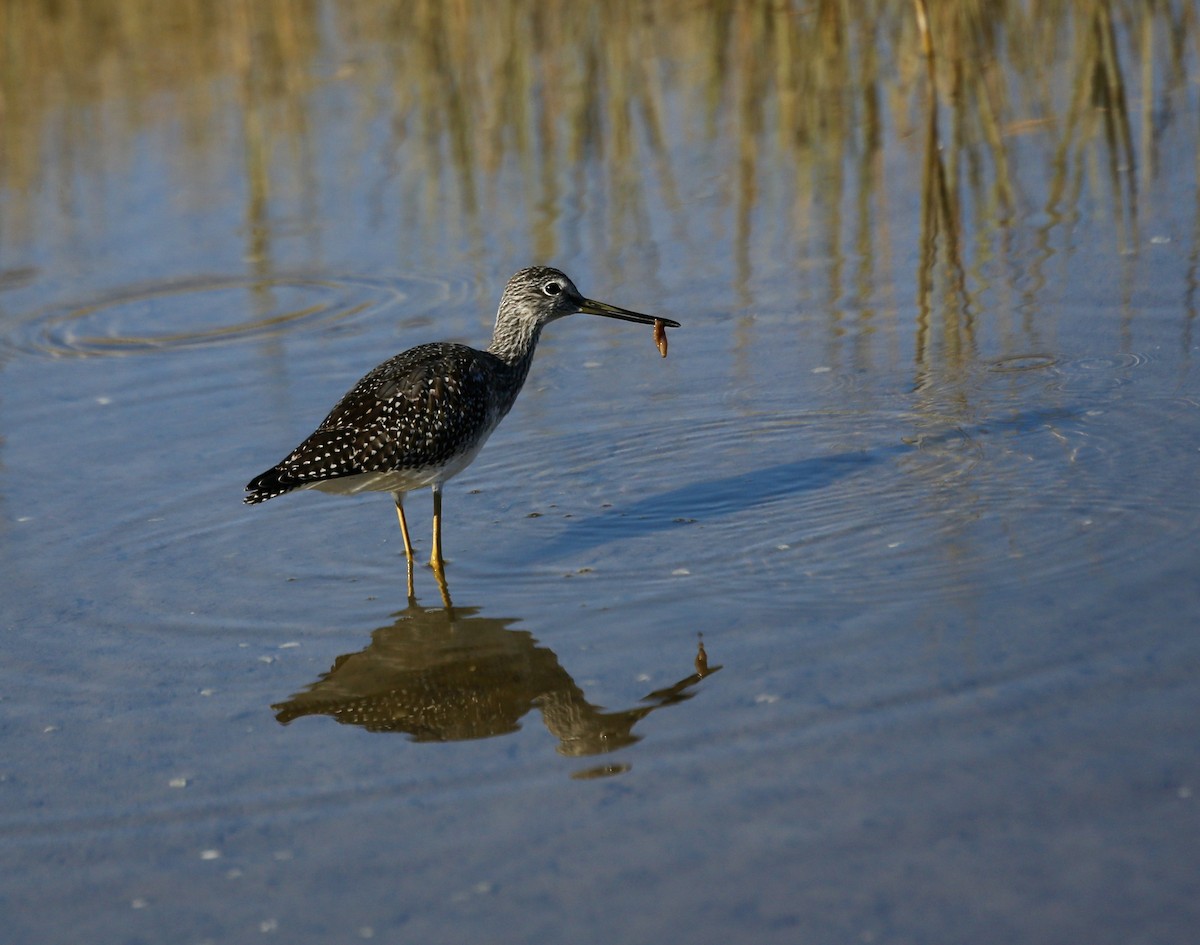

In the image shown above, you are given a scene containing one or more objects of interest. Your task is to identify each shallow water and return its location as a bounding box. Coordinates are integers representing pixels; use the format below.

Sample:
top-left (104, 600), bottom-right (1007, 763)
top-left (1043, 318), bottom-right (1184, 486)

top-left (3, 3), bottom-right (1199, 943)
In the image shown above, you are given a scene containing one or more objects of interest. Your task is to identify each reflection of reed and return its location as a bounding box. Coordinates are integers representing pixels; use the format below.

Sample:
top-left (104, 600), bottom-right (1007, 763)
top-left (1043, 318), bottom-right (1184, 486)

top-left (2, 1), bottom-right (1190, 329)
top-left (1046, 4), bottom-right (1139, 252)
top-left (273, 600), bottom-right (718, 761)
top-left (912, 0), bottom-right (973, 387)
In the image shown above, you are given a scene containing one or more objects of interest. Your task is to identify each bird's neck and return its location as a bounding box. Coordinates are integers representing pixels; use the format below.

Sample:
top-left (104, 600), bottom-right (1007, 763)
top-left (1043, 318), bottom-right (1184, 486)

top-left (486, 313), bottom-right (544, 368)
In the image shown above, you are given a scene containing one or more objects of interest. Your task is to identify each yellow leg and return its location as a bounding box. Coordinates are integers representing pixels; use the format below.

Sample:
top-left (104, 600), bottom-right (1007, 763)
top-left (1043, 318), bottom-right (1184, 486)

top-left (432, 557), bottom-right (452, 610)
top-left (394, 493), bottom-right (415, 564)
top-left (430, 486), bottom-right (445, 570)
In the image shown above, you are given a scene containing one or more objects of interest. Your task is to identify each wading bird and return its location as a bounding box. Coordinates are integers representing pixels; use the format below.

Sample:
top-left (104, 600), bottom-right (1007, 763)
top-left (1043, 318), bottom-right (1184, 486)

top-left (245, 266), bottom-right (679, 574)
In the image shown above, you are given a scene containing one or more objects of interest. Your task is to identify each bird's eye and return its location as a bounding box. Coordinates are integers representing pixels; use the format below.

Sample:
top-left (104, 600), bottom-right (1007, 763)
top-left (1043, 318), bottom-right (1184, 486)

top-left (543, 282), bottom-right (562, 296)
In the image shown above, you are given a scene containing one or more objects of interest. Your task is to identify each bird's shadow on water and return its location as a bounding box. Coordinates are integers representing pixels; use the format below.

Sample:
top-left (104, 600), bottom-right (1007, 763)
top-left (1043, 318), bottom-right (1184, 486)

top-left (272, 594), bottom-right (720, 777)
top-left (537, 450), bottom-right (890, 558)
top-left (537, 406), bottom-right (1081, 558)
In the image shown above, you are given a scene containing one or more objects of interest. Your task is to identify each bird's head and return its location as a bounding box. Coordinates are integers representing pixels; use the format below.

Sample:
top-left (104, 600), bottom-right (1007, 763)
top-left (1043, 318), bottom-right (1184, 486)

top-left (500, 266), bottom-right (680, 330)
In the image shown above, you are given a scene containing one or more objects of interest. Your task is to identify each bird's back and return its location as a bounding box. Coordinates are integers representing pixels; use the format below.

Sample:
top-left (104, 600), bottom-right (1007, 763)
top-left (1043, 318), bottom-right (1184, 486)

top-left (245, 342), bottom-right (522, 503)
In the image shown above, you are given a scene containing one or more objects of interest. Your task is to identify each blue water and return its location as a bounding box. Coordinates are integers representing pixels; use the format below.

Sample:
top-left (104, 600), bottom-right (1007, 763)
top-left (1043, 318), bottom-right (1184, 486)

top-left (2, 4), bottom-right (1198, 943)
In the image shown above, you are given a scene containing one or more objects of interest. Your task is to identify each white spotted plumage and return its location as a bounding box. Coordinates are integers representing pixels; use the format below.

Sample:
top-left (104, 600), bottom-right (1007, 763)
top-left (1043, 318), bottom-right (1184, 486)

top-left (244, 266), bottom-right (678, 566)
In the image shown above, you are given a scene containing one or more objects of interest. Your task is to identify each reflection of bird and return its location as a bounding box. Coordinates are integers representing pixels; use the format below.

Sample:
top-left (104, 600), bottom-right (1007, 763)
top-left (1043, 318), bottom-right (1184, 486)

top-left (245, 267), bottom-right (679, 570)
top-left (272, 598), bottom-right (718, 759)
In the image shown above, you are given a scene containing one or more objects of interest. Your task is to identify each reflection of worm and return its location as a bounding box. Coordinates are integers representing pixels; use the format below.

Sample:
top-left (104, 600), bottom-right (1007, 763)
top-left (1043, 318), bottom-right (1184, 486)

top-left (653, 319), bottom-right (668, 358)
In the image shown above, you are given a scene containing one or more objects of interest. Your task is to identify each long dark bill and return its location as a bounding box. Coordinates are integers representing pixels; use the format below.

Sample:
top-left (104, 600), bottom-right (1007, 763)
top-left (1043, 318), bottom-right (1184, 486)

top-left (577, 296), bottom-right (681, 328)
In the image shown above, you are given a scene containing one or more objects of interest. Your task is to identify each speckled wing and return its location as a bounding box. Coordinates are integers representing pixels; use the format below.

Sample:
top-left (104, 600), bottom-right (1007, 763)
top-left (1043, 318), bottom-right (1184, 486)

top-left (244, 343), bottom-right (499, 503)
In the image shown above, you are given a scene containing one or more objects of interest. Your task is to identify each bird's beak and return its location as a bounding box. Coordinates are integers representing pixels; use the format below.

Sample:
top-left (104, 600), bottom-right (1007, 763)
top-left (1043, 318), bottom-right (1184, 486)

top-left (576, 295), bottom-right (681, 329)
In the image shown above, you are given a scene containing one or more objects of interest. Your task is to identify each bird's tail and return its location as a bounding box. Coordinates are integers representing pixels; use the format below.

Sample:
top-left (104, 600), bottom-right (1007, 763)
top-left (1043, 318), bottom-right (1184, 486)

top-left (244, 467), bottom-right (296, 505)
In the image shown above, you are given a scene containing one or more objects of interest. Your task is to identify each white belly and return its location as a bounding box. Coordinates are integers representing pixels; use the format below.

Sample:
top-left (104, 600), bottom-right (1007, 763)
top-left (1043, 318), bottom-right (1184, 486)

top-left (303, 433), bottom-right (492, 497)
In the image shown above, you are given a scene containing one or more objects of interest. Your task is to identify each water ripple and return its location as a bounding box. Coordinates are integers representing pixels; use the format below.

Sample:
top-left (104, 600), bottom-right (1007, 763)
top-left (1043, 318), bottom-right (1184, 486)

top-left (985, 353), bottom-right (1059, 374)
top-left (488, 382), bottom-right (1194, 611)
top-left (1047, 352), bottom-right (1153, 392)
top-left (5, 272), bottom-right (470, 359)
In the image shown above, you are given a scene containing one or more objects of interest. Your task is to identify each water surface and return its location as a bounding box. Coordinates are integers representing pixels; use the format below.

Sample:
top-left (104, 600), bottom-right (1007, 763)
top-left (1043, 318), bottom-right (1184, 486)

top-left (2, 3), bottom-right (1199, 943)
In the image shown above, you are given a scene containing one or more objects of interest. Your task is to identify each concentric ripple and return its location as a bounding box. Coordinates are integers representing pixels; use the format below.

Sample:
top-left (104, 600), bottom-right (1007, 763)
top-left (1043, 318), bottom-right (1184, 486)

top-left (5, 273), bottom-right (469, 359)
top-left (1046, 352), bottom-right (1153, 393)
top-left (464, 353), bottom-right (1194, 613)
top-left (985, 353), bottom-right (1059, 374)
